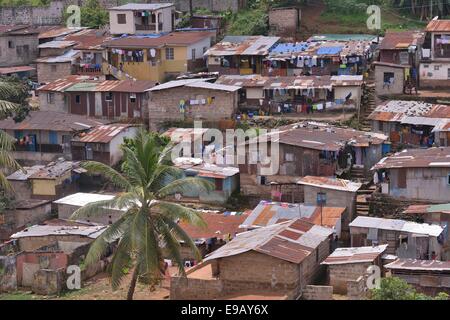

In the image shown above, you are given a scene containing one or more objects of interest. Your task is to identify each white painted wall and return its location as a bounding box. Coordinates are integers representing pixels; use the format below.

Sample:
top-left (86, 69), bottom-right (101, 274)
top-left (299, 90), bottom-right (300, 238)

top-left (187, 37), bottom-right (212, 60)
top-left (109, 127), bottom-right (139, 166)
top-left (109, 10), bottom-right (135, 35)
top-left (420, 62), bottom-right (450, 80)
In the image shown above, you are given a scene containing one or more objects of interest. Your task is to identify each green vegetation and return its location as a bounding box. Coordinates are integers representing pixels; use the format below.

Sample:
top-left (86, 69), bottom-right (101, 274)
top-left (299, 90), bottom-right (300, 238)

top-left (0, 291), bottom-right (38, 300)
top-left (80, 0), bottom-right (108, 29)
top-left (70, 129), bottom-right (214, 300)
top-left (370, 277), bottom-right (449, 300)
top-left (0, 0), bottom-right (50, 6)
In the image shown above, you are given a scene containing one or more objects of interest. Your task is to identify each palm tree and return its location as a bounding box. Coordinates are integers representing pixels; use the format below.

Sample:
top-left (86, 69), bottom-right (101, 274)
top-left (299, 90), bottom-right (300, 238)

top-left (71, 130), bottom-right (214, 300)
top-left (0, 78), bottom-right (29, 191)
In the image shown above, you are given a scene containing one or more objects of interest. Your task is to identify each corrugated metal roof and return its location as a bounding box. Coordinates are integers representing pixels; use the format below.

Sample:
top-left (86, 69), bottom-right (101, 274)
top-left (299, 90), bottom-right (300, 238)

top-left (379, 30), bottom-right (425, 50)
top-left (297, 176), bottom-right (362, 192)
top-left (0, 66), bottom-right (35, 74)
top-left (53, 192), bottom-right (116, 207)
top-left (38, 40), bottom-right (77, 49)
top-left (35, 49), bottom-right (80, 63)
top-left (7, 160), bottom-right (83, 181)
top-left (205, 36), bottom-right (280, 56)
top-left (349, 216), bottom-right (443, 237)
top-left (322, 245), bottom-right (388, 265)
top-left (75, 124), bottom-right (135, 143)
top-left (307, 34), bottom-right (378, 42)
top-left (186, 81), bottom-right (241, 92)
top-left (63, 29), bottom-right (111, 51)
top-left (241, 200), bottom-right (344, 230)
top-left (37, 75), bottom-right (98, 92)
top-left (148, 78), bottom-right (211, 91)
top-left (173, 157), bottom-right (239, 179)
top-left (368, 100), bottom-right (450, 124)
top-left (11, 224), bottom-right (106, 239)
top-left (0, 110), bottom-right (106, 132)
top-left (204, 219), bottom-right (333, 264)
top-left (372, 147), bottom-right (450, 170)
top-left (385, 259), bottom-right (450, 271)
top-left (404, 203), bottom-right (450, 215)
top-left (38, 26), bottom-right (86, 40)
top-left (109, 3), bottom-right (174, 10)
top-left (426, 19), bottom-right (450, 32)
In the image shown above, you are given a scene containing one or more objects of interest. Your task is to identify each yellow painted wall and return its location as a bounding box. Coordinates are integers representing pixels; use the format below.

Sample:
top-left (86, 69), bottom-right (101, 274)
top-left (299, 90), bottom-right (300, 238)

top-left (32, 180), bottom-right (56, 196)
top-left (104, 46), bottom-right (189, 81)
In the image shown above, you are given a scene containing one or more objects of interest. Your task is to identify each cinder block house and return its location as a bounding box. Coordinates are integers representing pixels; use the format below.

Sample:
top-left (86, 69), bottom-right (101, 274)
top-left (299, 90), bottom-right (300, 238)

top-left (321, 244), bottom-right (388, 294)
top-left (170, 219), bottom-right (334, 300)
top-left (148, 79), bottom-right (240, 130)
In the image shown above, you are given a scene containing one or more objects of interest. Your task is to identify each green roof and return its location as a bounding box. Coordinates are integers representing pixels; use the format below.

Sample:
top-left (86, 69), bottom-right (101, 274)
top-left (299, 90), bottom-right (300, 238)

top-left (427, 203), bottom-right (450, 213)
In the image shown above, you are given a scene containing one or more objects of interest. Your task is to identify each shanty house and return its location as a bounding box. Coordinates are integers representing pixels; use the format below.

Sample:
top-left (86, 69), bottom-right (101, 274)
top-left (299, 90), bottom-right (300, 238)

top-left (0, 25), bottom-right (39, 68)
top-left (0, 110), bottom-right (106, 164)
top-left (321, 244), bottom-right (388, 294)
top-left (384, 259), bottom-right (450, 296)
top-left (102, 31), bottom-right (214, 82)
top-left (148, 79), bottom-right (240, 130)
top-left (215, 74), bottom-right (364, 114)
top-left (404, 203), bottom-right (450, 259)
top-left (35, 46), bottom-right (81, 84)
top-left (108, 3), bottom-right (176, 36)
top-left (419, 19), bottom-right (450, 89)
top-left (71, 124), bottom-right (139, 166)
top-left (349, 216), bottom-right (445, 260)
top-left (372, 147), bottom-right (450, 202)
top-left (239, 122), bottom-right (387, 201)
top-left (297, 176), bottom-right (362, 240)
top-left (54, 193), bottom-right (123, 225)
top-left (240, 200), bottom-right (345, 238)
top-left (368, 100), bottom-right (450, 147)
top-left (205, 36), bottom-right (280, 75)
top-left (170, 219), bottom-right (334, 300)
top-left (6, 160), bottom-right (86, 202)
top-left (171, 157), bottom-right (239, 205)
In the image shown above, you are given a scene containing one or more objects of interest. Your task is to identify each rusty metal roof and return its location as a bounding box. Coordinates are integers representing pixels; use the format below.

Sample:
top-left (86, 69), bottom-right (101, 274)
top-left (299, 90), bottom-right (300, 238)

top-left (322, 244), bottom-right (388, 265)
top-left (385, 259), bottom-right (450, 271)
top-left (178, 212), bottom-right (248, 241)
top-left (38, 26), bottom-right (86, 40)
top-left (372, 147), bottom-right (450, 170)
top-left (368, 100), bottom-right (450, 123)
top-left (403, 203), bottom-right (450, 215)
top-left (379, 30), bottom-right (425, 50)
top-left (205, 35), bottom-right (280, 56)
top-left (38, 40), bottom-right (77, 49)
top-left (204, 219), bottom-right (334, 264)
top-left (426, 19), bottom-right (450, 32)
top-left (241, 200), bottom-right (345, 230)
top-left (0, 66), bottom-right (35, 74)
top-left (63, 29), bottom-right (111, 51)
top-left (75, 124), bottom-right (135, 143)
top-left (260, 121), bottom-right (387, 152)
top-left (8, 159), bottom-right (83, 181)
top-left (0, 110), bottom-right (106, 132)
top-left (37, 75), bottom-right (98, 92)
top-left (35, 49), bottom-right (80, 63)
top-left (297, 176), bottom-right (362, 192)
top-left (173, 157), bottom-right (239, 179)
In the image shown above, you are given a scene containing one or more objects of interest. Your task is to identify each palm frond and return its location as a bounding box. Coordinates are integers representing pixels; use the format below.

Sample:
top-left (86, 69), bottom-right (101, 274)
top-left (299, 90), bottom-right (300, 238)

top-left (0, 100), bottom-right (19, 119)
top-left (148, 165), bottom-right (184, 191)
top-left (110, 230), bottom-right (133, 290)
top-left (81, 161), bottom-right (132, 190)
top-left (70, 193), bottom-right (137, 220)
top-left (156, 177), bottom-right (214, 198)
top-left (155, 201), bottom-right (206, 229)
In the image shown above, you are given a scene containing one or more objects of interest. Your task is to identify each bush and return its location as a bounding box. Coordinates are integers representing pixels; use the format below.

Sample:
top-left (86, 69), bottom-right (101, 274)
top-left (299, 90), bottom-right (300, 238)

top-left (370, 277), bottom-right (449, 300)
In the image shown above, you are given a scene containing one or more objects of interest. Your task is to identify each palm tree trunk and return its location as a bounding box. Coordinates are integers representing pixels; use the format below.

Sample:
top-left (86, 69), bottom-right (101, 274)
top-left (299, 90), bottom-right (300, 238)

top-left (127, 268), bottom-right (139, 300)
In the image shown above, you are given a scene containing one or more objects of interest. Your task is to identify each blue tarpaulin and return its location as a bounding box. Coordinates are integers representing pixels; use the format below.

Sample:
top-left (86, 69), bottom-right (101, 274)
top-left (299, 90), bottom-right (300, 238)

top-left (317, 46), bottom-right (343, 55)
top-left (270, 42), bottom-right (309, 54)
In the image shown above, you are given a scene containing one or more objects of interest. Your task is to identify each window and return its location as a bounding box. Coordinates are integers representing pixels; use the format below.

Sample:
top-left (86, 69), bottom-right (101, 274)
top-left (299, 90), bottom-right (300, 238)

top-left (49, 131), bottom-right (58, 145)
top-left (47, 93), bottom-right (54, 104)
top-left (448, 68), bottom-right (450, 80)
top-left (130, 93), bottom-right (136, 103)
top-left (105, 92), bottom-right (113, 101)
top-left (423, 64), bottom-right (429, 68)
top-left (75, 95), bottom-right (81, 104)
top-left (51, 65), bottom-right (57, 72)
top-left (8, 41), bottom-right (14, 49)
top-left (16, 46), bottom-right (22, 56)
top-left (285, 153), bottom-right (294, 162)
top-left (215, 179), bottom-right (223, 191)
top-left (192, 48), bottom-right (196, 60)
top-left (165, 47), bottom-right (174, 60)
top-left (203, 47), bottom-right (208, 54)
top-left (383, 72), bottom-right (395, 84)
top-left (117, 14), bottom-right (126, 24)
top-left (434, 65), bottom-right (440, 71)
top-left (86, 146), bottom-right (93, 160)
top-left (447, 173), bottom-right (450, 186)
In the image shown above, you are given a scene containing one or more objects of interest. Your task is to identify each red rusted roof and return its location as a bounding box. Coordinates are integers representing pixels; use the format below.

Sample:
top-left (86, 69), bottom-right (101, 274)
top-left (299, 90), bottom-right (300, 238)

top-left (0, 66), bottom-right (35, 74)
top-left (426, 19), bottom-right (450, 32)
top-left (64, 29), bottom-right (111, 51)
top-left (322, 245), bottom-right (388, 265)
top-left (37, 75), bottom-right (98, 92)
top-left (76, 124), bottom-right (134, 143)
top-left (298, 176), bottom-right (362, 192)
top-left (379, 30), bottom-right (425, 50)
top-left (385, 259), bottom-right (450, 271)
top-left (178, 212), bottom-right (247, 241)
top-left (372, 147), bottom-right (450, 170)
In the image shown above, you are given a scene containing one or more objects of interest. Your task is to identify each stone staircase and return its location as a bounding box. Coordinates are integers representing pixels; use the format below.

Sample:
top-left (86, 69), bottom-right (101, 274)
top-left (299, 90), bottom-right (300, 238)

top-left (355, 185), bottom-right (378, 216)
top-left (359, 83), bottom-right (376, 132)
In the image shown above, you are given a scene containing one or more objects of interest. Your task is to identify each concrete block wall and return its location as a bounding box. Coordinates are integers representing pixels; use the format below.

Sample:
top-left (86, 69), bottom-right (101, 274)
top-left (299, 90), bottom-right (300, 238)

top-left (302, 285), bottom-right (333, 300)
top-left (347, 275), bottom-right (367, 300)
top-left (32, 268), bottom-right (65, 295)
top-left (329, 263), bottom-right (371, 294)
top-left (170, 276), bottom-right (224, 300)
